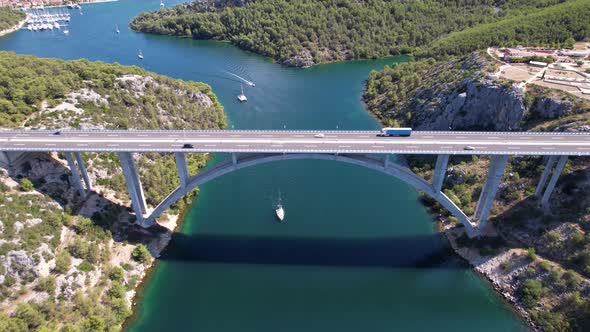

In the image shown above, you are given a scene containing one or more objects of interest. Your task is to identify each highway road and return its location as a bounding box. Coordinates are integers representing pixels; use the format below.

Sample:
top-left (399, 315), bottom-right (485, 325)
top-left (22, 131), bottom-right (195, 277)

top-left (0, 129), bottom-right (589, 156)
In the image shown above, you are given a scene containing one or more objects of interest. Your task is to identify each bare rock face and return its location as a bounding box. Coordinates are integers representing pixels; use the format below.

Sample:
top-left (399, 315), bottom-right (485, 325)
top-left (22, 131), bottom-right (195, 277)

top-left (6, 250), bottom-right (39, 279)
top-left (411, 78), bottom-right (526, 131)
top-left (185, 90), bottom-right (214, 108)
top-left (532, 97), bottom-right (575, 119)
top-left (282, 50), bottom-right (315, 68)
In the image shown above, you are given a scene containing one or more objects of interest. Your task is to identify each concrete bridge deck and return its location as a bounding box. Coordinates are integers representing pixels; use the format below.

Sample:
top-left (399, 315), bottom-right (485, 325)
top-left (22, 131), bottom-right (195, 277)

top-left (0, 129), bottom-right (589, 155)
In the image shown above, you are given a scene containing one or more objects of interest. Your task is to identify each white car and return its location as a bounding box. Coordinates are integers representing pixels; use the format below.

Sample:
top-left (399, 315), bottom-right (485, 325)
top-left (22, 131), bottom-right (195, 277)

top-left (463, 146), bottom-right (476, 150)
top-left (314, 133), bottom-right (325, 138)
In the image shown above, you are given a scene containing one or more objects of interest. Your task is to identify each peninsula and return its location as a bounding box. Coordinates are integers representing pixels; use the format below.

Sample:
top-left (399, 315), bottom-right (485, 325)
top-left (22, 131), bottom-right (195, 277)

top-left (0, 51), bottom-right (225, 330)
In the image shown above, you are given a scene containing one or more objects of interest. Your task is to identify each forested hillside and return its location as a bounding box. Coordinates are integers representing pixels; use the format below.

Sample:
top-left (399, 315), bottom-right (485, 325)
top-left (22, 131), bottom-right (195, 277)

top-left (0, 7), bottom-right (25, 32)
top-left (425, 0), bottom-right (590, 57)
top-left (131, 0), bottom-right (499, 66)
top-left (131, 0), bottom-right (589, 66)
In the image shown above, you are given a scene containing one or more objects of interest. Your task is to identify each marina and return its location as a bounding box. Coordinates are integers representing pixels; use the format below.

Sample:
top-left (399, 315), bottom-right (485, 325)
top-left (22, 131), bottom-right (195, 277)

top-left (24, 8), bottom-right (71, 32)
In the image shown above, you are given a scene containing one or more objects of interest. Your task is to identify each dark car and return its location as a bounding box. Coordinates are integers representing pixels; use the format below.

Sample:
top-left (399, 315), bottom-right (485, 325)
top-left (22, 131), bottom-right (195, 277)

top-left (53, 131), bottom-right (61, 135)
top-left (182, 143), bottom-right (194, 149)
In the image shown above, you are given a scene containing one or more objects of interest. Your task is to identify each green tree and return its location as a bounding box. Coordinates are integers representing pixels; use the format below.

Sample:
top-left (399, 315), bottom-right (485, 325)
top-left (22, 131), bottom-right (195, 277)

top-left (54, 250), bottom-right (72, 274)
top-left (80, 316), bottom-right (105, 332)
top-left (19, 178), bottom-right (33, 192)
top-left (14, 303), bottom-right (44, 330)
top-left (519, 279), bottom-right (544, 307)
top-left (131, 244), bottom-right (151, 264)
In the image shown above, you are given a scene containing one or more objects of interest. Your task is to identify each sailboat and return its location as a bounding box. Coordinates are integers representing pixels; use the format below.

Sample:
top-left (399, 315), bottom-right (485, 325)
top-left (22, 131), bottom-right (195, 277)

top-left (237, 85), bottom-right (247, 102)
top-left (115, 24), bottom-right (120, 34)
top-left (275, 192), bottom-right (285, 222)
top-left (137, 49), bottom-right (144, 60)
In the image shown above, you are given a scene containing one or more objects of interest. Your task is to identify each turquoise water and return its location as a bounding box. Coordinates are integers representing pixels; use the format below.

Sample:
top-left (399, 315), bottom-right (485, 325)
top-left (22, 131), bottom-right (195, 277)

top-left (0, 1), bottom-right (528, 331)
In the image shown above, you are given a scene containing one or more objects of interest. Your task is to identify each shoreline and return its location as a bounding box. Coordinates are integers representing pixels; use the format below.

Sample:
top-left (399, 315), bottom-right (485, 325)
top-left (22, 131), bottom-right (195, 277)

top-left (23, 0), bottom-right (119, 9)
top-left (0, 19), bottom-right (26, 37)
top-left (443, 227), bottom-right (537, 331)
top-left (123, 163), bottom-right (208, 329)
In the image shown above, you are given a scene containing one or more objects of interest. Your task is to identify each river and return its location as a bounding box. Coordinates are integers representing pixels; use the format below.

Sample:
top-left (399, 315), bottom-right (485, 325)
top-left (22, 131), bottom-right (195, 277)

top-left (0, 0), bottom-right (528, 331)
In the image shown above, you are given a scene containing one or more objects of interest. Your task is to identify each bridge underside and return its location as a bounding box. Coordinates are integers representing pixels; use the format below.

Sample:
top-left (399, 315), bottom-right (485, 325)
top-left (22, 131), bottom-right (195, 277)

top-left (2, 150), bottom-right (568, 238)
top-left (141, 153), bottom-right (481, 235)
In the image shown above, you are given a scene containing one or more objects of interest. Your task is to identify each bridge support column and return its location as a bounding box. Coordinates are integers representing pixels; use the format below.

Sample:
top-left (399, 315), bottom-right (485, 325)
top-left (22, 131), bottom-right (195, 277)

top-left (118, 152), bottom-right (147, 223)
top-left (65, 152), bottom-right (87, 199)
top-left (535, 156), bottom-right (557, 197)
top-left (432, 154), bottom-right (449, 192)
top-left (541, 155), bottom-right (567, 207)
top-left (231, 153), bottom-right (237, 166)
top-left (175, 152), bottom-right (189, 188)
top-left (74, 152), bottom-right (92, 192)
top-left (384, 155), bottom-right (390, 168)
top-left (475, 155), bottom-right (509, 230)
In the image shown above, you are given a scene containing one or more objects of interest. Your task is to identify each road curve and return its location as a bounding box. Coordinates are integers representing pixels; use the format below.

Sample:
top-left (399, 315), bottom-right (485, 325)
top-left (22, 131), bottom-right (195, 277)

top-left (0, 129), bottom-right (589, 156)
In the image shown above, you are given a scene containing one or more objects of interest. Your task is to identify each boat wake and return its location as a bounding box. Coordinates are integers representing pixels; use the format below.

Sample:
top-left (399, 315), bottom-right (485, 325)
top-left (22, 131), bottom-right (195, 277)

top-left (223, 70), bottom-right (255, 87)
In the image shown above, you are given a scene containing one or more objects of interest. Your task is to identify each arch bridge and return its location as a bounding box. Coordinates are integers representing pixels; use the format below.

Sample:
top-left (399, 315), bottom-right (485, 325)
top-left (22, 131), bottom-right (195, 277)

top-left (1, 129), bottom-right (588, 237)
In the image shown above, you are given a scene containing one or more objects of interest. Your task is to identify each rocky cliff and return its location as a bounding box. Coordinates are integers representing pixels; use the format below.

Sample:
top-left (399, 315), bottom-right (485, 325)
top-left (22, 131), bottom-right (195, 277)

top-left (364, 52), bottom-right (589, 132)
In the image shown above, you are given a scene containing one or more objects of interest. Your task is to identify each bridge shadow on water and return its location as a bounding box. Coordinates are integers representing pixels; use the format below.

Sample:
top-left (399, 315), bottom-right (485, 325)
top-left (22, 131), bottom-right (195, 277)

top-left (159, 232), bottom-right (467, 270)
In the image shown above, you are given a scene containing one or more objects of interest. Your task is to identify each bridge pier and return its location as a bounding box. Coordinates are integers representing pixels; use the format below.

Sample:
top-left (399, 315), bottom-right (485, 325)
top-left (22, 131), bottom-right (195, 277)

top-left (535, 156), bottom-right (557, 197)
top-left (175, 152), bottom-right (189, 188)
top-left (432, 154), bottom-right (449, 192)
top-left (231, 153), bottom-right (238, 166)
top-left (474, 155), bottom-right (509, 230)
top-left (65, 152), bottom-right (87, 199)
top-left (118, 152), bottom-right (148, 224)
top-left (74, 152), bottom-right (92, 192)
top-left (541, 155), bottom-right (568, 207)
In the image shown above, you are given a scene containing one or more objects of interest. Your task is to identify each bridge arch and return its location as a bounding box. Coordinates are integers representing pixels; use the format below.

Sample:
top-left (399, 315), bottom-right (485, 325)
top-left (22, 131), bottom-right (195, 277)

top-left (144, 153), bottom-right (476, 236)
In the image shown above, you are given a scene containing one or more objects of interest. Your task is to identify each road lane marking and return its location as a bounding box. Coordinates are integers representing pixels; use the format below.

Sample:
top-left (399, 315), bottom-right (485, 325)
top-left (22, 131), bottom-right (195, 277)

top-left (293, 135), bottom-right (305, 138)
top-left (107, 134), bottom-right (119, 137)
top-left (204, 144), bottom-right (216, 147)
top-left (108, 144), bottom-right (120, 147)
top-left (577, 147), bottom-right (590, 150)
top-left (304, 145), bottom-right (317, 148)
top-left (339, 145), bottom-right (351, 148)
top-left (198, 134), bottom-right (210, 137)
top-left (455, 136), bottom-right (467, 139)
top-left (14, 143), bottom-right (24, 146)
top-left (261, 135), bottom-right (273, 137)
top-left (441, 146), bottom-right (453, 149)
top-left (139, 144), bottom-right (151, 147)
top-left (406, 145), bottom-right (419, 148)
top-left (168, 135), bottom-right (179, 137)
top-left (374, 145), bottom-right (385, 148)
top-left (518, 137), bottom-right (532, 139)
top-left (508, 147), bottom-right (520, 150)
top-left (551, 137), bottom-right (564, 140)
top-left (138, 134), bottom-right (148, 137)
top-left (237, 144), bottom-right (250, 147)
top-left (358, 135), bottom-right (370, 138)
top-left (230, 135), bottom-right (242, 137)
top-left (45, 143), bottom-right (56, 146)
top-left (487, 136), bottom-right (500, 139)
top-left (77, 134), bottom-right (89, 137)
top-left (541, 147), bottom-right (555, 150)
top-left (77, 144), bottom-right (88, 146)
